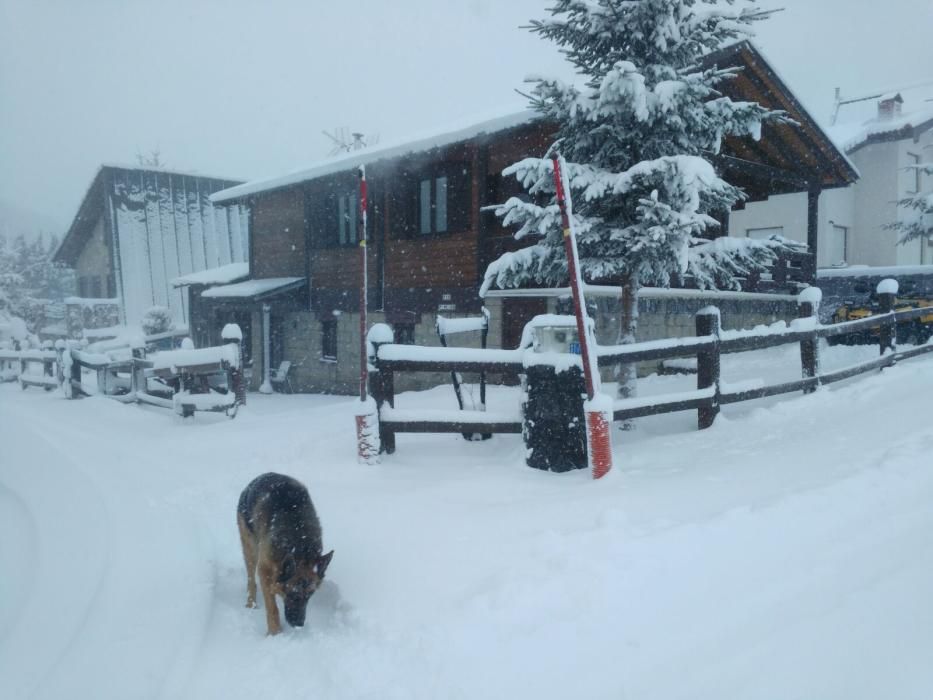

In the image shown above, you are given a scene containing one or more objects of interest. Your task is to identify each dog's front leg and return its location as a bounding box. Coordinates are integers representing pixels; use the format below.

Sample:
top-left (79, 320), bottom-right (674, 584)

top-left (258, 563), bottom-right (282, 635)
top-left (237, 516), bottom-right (258, 608)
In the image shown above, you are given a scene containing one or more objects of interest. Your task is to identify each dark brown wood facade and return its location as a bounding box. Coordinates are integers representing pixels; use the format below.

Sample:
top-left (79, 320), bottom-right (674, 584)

top-left (236, 121), bottom-right (554, 322)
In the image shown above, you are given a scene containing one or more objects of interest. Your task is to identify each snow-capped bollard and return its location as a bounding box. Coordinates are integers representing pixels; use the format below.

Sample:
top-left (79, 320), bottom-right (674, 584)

top-left (367, 324), bottom-right (394, 455)
top-left (797, 286), bottom-right (822, 393)
top-left (523, 353), bottom-right (587, 472)
top-left (584, 393), bottom-right (613, 479)
top-left (877, 278), bottom-right (899, 357)
top-left (222, 323), bottom-right (246, 407)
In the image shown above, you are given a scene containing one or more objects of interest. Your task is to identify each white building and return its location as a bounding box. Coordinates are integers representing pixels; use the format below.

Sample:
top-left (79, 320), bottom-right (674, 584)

top-left (730, 94), bottom-right (933, 268)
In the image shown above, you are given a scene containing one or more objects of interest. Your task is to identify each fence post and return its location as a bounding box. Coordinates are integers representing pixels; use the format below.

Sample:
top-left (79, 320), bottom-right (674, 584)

top-left (130, 336), bottom-right (146, 399)
top-left (696, 307), bottom-right (721, 430)
top-left (55, 340), bottom-right (66, 392)
top-left (369, 340), bottom-right (395, 454)
top-left (42, 342), bottom-right (54, 382)
top-left (797, 287), bottom-right (822, 393)
top-left (69, 347), bottom-right (82, 398)
top-left (877, 278), bottom-right (898, 360)
top-left (222, 324), bottom-right (246, 407)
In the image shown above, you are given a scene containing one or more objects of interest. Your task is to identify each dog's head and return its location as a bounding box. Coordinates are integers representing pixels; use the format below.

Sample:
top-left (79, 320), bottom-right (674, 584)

top-left (278, 550), bottom-right (334, 627)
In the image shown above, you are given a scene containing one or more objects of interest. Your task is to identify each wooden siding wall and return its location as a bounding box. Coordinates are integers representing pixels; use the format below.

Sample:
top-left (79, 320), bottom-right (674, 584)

top-left (247, 123), bottom-right (557, 317)
top-left (250, 189), bottom-right (306, 279)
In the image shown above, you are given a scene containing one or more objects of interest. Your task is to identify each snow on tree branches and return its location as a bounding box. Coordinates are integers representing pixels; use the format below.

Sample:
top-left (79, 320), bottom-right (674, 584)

top-left (141, 306), bottom-right (176, 336)
top-left (483, 0), bottom-right (794, 299)
top-left (888, 162), bottom-right (933, 245)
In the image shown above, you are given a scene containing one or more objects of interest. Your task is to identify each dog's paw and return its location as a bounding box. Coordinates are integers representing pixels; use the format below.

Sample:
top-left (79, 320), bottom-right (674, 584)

top-left (245, 599), bottom-right (257, 609)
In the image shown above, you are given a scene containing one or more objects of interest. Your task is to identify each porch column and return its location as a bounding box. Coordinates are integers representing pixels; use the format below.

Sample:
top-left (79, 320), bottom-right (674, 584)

top-left (259, 303), bottom-right (273, 394)
top-left (807, 184), bottom-right (821, 279)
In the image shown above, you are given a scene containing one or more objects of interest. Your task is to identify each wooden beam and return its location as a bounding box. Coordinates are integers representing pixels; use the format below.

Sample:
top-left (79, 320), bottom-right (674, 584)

top-left (714, 154), bottom-right (810, 189)
top-left (807, 185), bottom-right (820, 271)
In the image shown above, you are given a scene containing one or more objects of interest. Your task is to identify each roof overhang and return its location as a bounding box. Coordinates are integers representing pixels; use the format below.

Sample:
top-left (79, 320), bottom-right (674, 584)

top-left (171, 262), bottom-right (251, 288)
top-left (200, 277), bottom-right (306, 301)
top-left (701, 41), bottom-right (859, 198)
top-left (210, 110), bottom-right (537, 204)
top-left (55, 168), bottom-right (107, 265)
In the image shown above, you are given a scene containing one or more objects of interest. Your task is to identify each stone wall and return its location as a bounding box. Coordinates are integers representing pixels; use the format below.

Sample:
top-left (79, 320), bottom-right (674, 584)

top-left (254, 291), bottom-right (801, 395)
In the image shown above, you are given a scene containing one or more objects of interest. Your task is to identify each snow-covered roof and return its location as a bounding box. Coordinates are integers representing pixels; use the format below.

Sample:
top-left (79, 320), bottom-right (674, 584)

top-left (99, 163), bottom-right (249, 184)
top-left (171, 262), bottom-right (250, 288)
top-left (211, 108), bottom-right (536, 203)
top-left (827, 105), bottom-right (933, 153)
top-left (200, 277), bottom-right (305, 299)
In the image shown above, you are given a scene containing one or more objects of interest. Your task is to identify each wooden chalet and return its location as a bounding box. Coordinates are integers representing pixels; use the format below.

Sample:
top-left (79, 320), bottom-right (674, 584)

top-left (202, 40), bottom-right (855, 394)
top-left (54, 165), bottom-right (249, 329)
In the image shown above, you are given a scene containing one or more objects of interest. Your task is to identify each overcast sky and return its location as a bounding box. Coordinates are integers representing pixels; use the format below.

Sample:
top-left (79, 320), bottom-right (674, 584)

top-left (1, 0), bottom-right (931, 235)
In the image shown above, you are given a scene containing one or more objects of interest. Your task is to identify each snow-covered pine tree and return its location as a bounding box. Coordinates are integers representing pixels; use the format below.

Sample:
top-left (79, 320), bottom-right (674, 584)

top-left (482, 0), bottom-right (793, 405)
top-left (888, 162), bottom-right (933, 246)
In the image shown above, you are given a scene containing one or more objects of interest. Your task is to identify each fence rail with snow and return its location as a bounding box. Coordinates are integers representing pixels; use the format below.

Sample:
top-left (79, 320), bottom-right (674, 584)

top-left (370, 343), bottom-right (526, 453)
top-left (7, 329), bottom-right (246, 419)
top-left (370, 280), bottom-right (933, 456)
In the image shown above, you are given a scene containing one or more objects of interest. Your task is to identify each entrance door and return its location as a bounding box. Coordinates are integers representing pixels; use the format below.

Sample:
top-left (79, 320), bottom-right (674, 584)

top-left (270, 313), bottom-right (286, 369)
top-left (501, 297), bottom-right (548, 350)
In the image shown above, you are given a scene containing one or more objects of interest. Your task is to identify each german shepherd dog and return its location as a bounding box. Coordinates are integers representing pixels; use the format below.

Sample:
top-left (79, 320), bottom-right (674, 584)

top-left (237, 472), bottom-right (334, 635)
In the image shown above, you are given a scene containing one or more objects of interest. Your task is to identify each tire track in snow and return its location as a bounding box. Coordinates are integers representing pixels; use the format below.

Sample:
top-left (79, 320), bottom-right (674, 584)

top-left (0, 481), bottom-right (39, 637)
top-left (0, 403), bottom-right (111, 699)
top-left (1, 395), bottom-right (216, 699)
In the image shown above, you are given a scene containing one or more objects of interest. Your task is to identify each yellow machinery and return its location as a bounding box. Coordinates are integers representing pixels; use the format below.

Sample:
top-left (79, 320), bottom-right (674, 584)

top-left (831, 295), bottom-right (933, 345)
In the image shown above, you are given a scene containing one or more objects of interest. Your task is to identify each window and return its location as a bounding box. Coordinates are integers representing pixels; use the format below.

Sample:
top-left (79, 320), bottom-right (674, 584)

top-left (321, 319), bottom-right (338, 361)
top-left (827, 224), bottom-right (847, 266)
top-left (89, 277), bottom-right (102, 298)
top-left (746, 226), bottom-right (784, 240)
top-left (337, 192), bottom-right (359, 245)
top-left (907, 153), bottom-right (921, 194)
top-left (419, 176), bottom-right (448, 234)
top-left (393, 323), bottom-right (415, 345)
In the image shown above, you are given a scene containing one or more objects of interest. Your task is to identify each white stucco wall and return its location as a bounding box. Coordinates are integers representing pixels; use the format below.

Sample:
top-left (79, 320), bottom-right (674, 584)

top-left (729, 124), bottom-right (932, 269)
top-left (849, 141), bottom-right (899, 266)
top-left (727, 186), bottom-right (854, 268)
top-left (894, 129), bottom-right (933, 266)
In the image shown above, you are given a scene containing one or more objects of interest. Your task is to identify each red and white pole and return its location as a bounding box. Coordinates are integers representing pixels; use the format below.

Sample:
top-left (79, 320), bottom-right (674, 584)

top-left (551, 154), bottom-right (613, 479)
top-left (359, 166), bottom-right (369, 402)
top-left (355, 165), bottom-right (380, 463)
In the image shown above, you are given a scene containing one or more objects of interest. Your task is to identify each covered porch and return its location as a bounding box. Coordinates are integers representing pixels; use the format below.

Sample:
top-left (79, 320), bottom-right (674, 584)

top-left (198, 277), bottom-right (307, 393)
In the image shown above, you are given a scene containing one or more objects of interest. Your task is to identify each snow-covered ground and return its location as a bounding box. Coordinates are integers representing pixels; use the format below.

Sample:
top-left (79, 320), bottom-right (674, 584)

top-left (2, 343), bottom-right (932, 699)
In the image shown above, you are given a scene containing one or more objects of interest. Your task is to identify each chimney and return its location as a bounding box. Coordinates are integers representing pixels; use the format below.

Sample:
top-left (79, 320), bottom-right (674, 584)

top-left (878, 92), bottom-right (904, 120)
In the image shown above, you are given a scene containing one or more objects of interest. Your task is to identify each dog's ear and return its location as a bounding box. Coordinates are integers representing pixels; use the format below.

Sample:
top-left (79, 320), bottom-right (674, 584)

top-left (316, 550), bottom-right (334, 577)
top-left (278, 555), bottom-right (296, 583)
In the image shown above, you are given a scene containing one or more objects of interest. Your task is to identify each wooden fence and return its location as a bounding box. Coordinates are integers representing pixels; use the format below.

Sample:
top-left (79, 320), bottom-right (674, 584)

top-left (371, 286), bottom-right (933, 452)
top-left (6, 335), bottom-right (245, 419)
top-left (370, 345), bottom-right (525, 453)
top-left (601, 300), bottom-right (931, 429)
top-left (0, 349), bottom-right (59, 390)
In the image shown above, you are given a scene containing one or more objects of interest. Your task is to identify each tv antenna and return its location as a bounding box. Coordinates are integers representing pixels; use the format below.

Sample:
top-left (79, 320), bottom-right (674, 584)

top-left (322, 128), bottom-right (379, 156)
top-left (831, 79), bottom-right (933, 125)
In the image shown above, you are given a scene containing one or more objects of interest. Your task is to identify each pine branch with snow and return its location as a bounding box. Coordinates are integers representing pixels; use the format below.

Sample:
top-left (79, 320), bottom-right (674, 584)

top-left (887, 163), bottom-right (933, 245)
